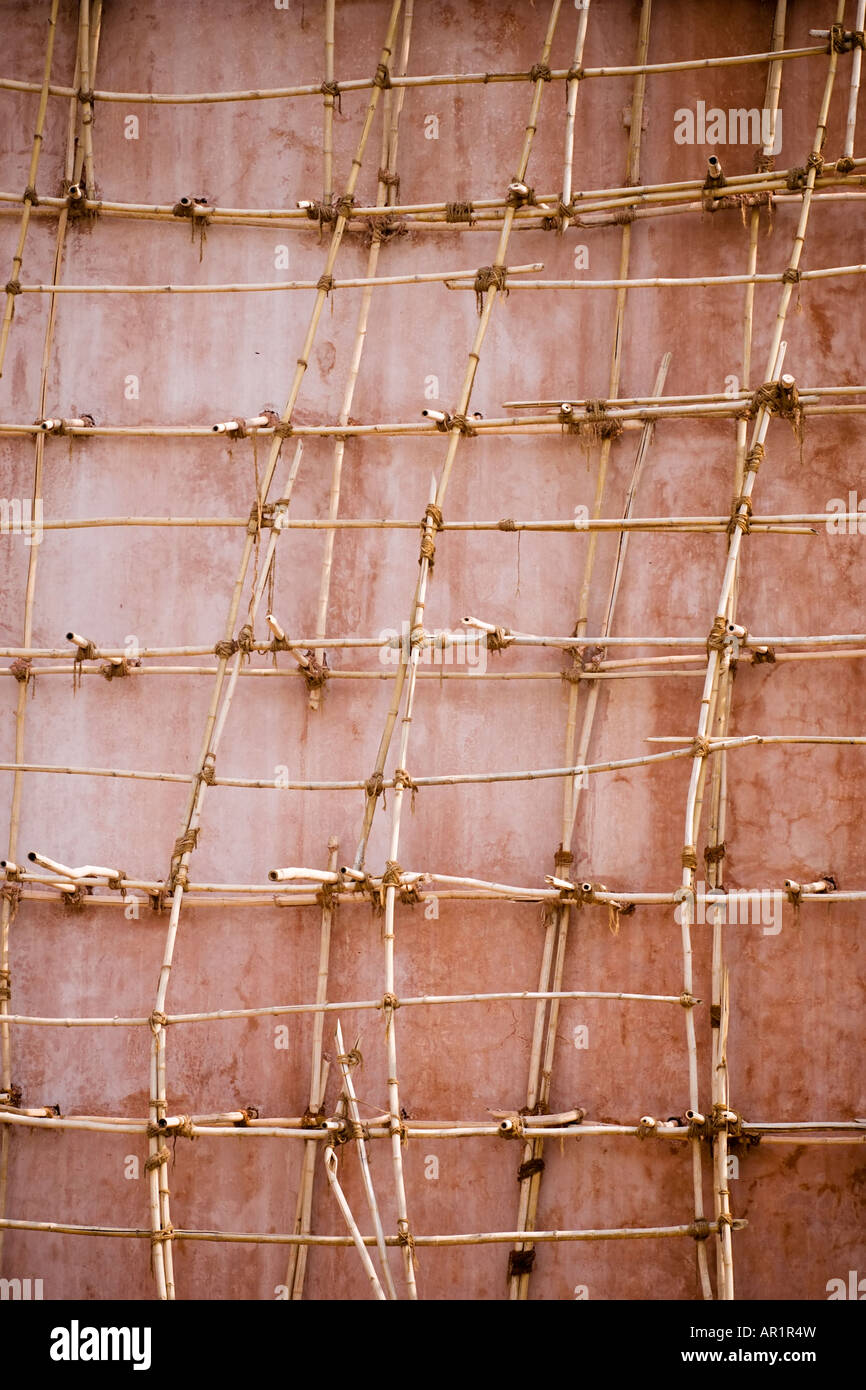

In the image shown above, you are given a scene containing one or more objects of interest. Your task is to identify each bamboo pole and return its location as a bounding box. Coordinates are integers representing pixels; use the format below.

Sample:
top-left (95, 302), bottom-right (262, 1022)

top-left (0, 0), bottom-right (100, 1272)
top-left (0, 0), bottom-right (61, 378)
top-left (311, 0), bottom-right (415, 712)
top-left (322, 0), bottom-right (335, 205)
top-left (845, 0), bottom-right (865, 158)
top-left (335, 1021), bottom-right (397, 1299)
top-left (0, 41), bottom-right (829, 104)
top-left (323, 1146), bottom-right (387, 1299)
top-left (353, 0), bottom-right (564, 870)
top-left (287, 839), bottom-right (338, 1299)
top-left (14, 262), bottom-right (543, 295)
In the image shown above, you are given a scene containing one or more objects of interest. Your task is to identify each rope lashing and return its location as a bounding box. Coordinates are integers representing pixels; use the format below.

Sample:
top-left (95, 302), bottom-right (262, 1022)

top-left (23, 184), bottom-right (40, 205)
top-left (679, 992), bottom-right (698, 1009)
top-left (565, 66), bottom-right (584, 84)
top-left (829, 23), bottom-right (863, 52)
top-left (301, 651), bottom-right (329, 691)
top-left (486, 626), bottom-right (514, 653)
top-left (449, 413), bottom-right (477, 436)
top-left (317, 273), bottom-right (335, 295)
top-left (681, 846), bottom-right (699, 870)
top-left (691, 1219), bottom-right (712, 1241)
top-left (200, 753), bottom-right (217, 786)
top-left (214, 638), bottom-right (239, 659)
top-left (473, 263), bottom-right (508, 314)
top-left (744, 442), bottom-right (765, 473)
top-left (9, 658), bottom-right (31, 683)
top-left (498, 518), bottom-right (518, 531)
top-left (0, 885), bottom-right (21, 925)
top-left (517, 1157), bottom-right (545, 1181)
top-left (100, 658), bottom-right (133, 680)
top-left (149, 1010), bottom-right (168, 1033)
top-left (381, 860), bottom-right (404, 889)
top-left (528, 63), bottom-right (552, 82)
top-left (507, 1249), bottom-right (536, 1278)
top-left (836, 156), bottom-right (856, 174)
top-left (782, 266), bottom-right (801, 284)
top-left (320, 79), bottom-right (342, 113)
top-left (753, 646), bottom-right (776, 664)
top-left (364, 215), bottom-right (408, 246)
top-left (707, 615), bottom-right (727, 653)
top-left (365, 770), bottom-right (385, 801)
top-left (377, 167), bottom-right (401, 194)
top-left (553, 846), bottom-right (574, 872)
top-left (704, 841), bottom-right (727, 873)
top-left (690, 736), bottom-right (711, 758)
top-left (272, 420), bottom-right (294, 439)
top-left (786, 166), bottom-right (808, 190)
top-left (172, 828), bottom-right (199, 859)
top-left (373, 62), bottom-right (392, 89)
top-left (145, 1146), bottom-right (171, 1171)
top-left (381, 992), bottom-right (400, 1032)
top-left (5, 280), bottom-right (22, 297)
top-left (237, 624), bottom-right (255, 654)
top-left (445, 201), bottom-right (474, 223)
top-left (393, 767), bottom-right (419, 812)
top-left (728, 495), bottom-right (753, 535)
top-left (397, 1223), bottom-right (417, 1267)
top-left (419, 501), bottom-right (444, 569)
top-left (749, 378), bottom-right (803, 437)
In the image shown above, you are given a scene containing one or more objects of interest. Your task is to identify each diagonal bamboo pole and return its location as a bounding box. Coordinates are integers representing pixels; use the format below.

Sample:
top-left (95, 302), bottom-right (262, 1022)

top-left (335, 1020), bottom-right (397, 1299)
top-left (0, 0), bottom-right (60, 378)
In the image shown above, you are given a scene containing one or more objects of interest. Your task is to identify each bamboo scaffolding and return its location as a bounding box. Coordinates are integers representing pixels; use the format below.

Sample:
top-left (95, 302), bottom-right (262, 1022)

top-left (334, 1021), bottom-right (397, 1299)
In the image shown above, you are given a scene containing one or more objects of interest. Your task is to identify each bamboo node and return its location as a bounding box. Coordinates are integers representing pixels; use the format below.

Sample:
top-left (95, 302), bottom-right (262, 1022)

top-left (529, 63), bottom-right (552, 82)
top-left (445, 201), bottom-right (474, 224)
top-left (507, 1248), bottom-right (535, 1278)
top-left (473, 263), bottom-right (509, 314)
top-left (372, 62), bottom-right (392, 89)
top-left (5, 280), bottom-right (22, 297)
top-left (517, 1157), bottom-right (545, 1181)
top-left (320, 79), bottom-right (342, 113)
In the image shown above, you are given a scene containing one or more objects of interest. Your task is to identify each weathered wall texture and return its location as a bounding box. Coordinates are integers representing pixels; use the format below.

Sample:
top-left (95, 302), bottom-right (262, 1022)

top-left (0, 0), bottom-right (864, 1300)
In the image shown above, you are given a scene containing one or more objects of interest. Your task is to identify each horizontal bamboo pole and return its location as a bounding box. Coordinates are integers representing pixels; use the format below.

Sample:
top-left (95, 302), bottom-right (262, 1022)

top-left (2, 986), bottom-right (690, 1030)
top-left (0, 1216), bottom-right (744, 1244)
top-left (26, 511), bottom-right (830, 533)
top-left (447, 262), bottom-right (866, 293)
top-left (0, 44), bottom-right (828, 104)
top-left (15, 262), bottom-right (543, 295)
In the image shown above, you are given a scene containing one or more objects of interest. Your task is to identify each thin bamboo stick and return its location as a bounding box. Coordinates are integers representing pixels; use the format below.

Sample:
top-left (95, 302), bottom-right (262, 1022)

top-left (323, 1146), bottom-right (387, 1299)
top-left (15, 262), bottom-right (542, 295)
top-left (845, 0), bottom-right (865, 158)
top-left (445, 262), bottom-right (866, 293)
top-left (322, 0), bottom-right (335, 205)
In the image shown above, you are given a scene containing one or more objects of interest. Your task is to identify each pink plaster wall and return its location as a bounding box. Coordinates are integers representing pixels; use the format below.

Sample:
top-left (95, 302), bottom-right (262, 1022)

top-left (0, 0), bottom-right (864, 1300)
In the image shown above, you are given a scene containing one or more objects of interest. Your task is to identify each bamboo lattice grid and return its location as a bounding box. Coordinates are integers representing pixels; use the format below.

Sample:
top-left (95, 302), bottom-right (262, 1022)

top-left (0, 0), bottom-right (864, 1301)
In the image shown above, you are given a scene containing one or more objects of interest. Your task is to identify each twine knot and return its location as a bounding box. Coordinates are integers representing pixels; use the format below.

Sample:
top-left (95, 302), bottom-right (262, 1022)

top-left (529, 63), bottom-right (552, 82)
top-left (473, 263), bottom-right (508, 314)
top-left (445, 201), bottom-right (474, 223)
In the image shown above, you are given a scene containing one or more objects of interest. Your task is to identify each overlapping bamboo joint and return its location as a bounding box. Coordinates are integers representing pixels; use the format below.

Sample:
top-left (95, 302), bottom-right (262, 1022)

top-left (1, 0), bottom-right (861, 1304)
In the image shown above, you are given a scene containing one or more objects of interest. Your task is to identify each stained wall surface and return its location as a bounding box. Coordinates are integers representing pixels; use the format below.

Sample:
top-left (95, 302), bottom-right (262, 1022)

top-left (0, 0), bottom-right (864, 1301)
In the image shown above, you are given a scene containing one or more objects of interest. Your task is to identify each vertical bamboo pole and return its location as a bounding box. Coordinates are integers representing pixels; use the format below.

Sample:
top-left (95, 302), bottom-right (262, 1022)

top-left (845, 0), bottom-right (865, 158)
top-left (0, 0), bottom-right (61, 378)
top-left (323, 1146), bottom-right (386, 1299)
top-left (77, 0), bottom-right (95, 193)
top-left (510, 0), bottom-right (653, 1301)
top-left (323, 0), bottom-right (336, 205)
top-left (0, 0), bottom-right (100, 1270)
top-left (681, 0), bottom-right (845, 1300)
top-left (559, 0), bottom-right (591, 232)
top-left (707, 2), bottom-right (785, 1299)
top-left (286, 838), bottom-right (338, 1299)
